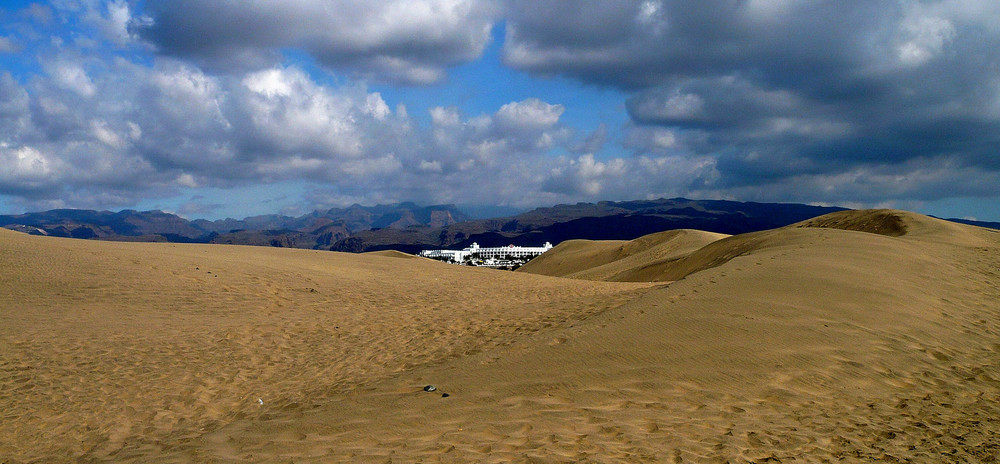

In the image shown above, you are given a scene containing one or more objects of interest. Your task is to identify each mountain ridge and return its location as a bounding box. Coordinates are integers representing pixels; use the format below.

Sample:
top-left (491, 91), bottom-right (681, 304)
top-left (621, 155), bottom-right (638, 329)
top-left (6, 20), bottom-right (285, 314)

top-left (0, 203), bottom-right (468, 247)
top-left (3, 198), bottom-right (997, 252)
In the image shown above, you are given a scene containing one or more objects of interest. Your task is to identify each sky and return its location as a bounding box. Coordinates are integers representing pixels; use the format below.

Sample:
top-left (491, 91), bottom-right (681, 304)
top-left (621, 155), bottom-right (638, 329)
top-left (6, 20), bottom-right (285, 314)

top-left (1, 1), bottom-right (1000, 221)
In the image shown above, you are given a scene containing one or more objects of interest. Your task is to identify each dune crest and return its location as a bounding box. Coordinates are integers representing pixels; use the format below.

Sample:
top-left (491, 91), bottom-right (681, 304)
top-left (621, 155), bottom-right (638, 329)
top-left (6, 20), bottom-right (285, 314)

top-left (362, 249), bottom-right (418, 259)
top-left (794, 208), bottom-right (909, 236)
top-left (518, 228), bottom-right (727, 282)
top-left (524, 209), bottom-right (998, 283)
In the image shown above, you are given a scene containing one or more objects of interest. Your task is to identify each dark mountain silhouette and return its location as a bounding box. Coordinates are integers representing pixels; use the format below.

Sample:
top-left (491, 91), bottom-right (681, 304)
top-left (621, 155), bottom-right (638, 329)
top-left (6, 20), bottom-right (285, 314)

top-left (189, 202), bottom-right (466, 235)
top-left (0, 203), bottom-right (467, 248)
top-left (0, 209), bottom-right (205, 240)
top-left (938, 217), bottom-right (1000, 231)
top-left (5, 198), bottom-right (994, 253)
top-left (330, 198), bottom-right (851, 253)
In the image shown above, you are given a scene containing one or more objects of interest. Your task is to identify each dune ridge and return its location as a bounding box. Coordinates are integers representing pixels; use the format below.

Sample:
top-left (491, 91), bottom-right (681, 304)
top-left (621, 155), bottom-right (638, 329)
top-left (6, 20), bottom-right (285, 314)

top-left (518, 228), bottom-right (728, 282)
top-left (3, 209), bottom-right (1000, 462)
top-left (522, 209), bottom-right (994, 284)
top-left (795, 208), bottom-right (908, 235)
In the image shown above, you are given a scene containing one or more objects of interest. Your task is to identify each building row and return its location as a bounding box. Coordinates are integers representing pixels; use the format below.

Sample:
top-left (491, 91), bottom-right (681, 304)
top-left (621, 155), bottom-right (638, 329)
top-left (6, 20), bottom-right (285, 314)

top-left (418, 242), bottom-right (554, 263)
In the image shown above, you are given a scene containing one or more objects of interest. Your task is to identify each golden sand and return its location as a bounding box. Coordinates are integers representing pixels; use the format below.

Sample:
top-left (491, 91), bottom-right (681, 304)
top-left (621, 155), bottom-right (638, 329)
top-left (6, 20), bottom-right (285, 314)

top-left (2, 210), bottom-right (1000, 462)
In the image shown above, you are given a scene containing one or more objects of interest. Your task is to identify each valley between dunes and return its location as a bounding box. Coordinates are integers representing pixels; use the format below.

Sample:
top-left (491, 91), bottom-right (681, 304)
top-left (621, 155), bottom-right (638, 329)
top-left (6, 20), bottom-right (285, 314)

top-left (2, 209), bottom-right (1000, 462)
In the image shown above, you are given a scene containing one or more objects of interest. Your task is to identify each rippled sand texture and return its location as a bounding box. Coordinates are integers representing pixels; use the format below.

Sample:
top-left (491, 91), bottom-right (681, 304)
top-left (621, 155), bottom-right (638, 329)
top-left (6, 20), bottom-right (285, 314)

top-left (3, 209), bottom-right (1000, 462)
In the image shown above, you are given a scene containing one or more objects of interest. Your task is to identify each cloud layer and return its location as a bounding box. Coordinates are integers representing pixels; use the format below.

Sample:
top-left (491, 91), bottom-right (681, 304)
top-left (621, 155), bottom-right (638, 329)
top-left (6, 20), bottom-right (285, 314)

top-left (504, 0), bottom-right (1000, 204)
top-left (1, 1), bottom-right (999, 217)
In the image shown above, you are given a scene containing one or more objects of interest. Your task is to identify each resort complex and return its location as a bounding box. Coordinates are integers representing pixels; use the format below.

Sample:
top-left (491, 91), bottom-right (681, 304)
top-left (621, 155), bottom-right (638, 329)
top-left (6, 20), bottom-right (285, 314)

top-left (419, 242), bottom-right (554, 268)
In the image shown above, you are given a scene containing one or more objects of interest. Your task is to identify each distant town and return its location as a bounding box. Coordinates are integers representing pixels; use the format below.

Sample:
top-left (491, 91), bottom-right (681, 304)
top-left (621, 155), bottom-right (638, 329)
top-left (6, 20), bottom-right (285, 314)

top-left (419, 242), bottom-right (554, 270)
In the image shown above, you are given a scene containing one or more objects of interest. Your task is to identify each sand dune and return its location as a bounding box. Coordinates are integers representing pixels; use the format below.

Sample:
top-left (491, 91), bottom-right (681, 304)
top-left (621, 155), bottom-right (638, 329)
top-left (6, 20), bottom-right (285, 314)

top-left (362, 249), bottom-right (420, 259)
top-left (3, 210), bottom-right (1000, 462)
top-left (518, 228), bottom-right (728, 282)
top-left (0, 229), bottom-right (654, 462)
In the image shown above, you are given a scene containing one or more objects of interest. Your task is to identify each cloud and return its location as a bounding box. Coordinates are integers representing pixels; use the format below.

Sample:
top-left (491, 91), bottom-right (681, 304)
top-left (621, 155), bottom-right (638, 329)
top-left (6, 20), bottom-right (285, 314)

top-left (16, 3), bottom-right (51, 24)
top-left (494, 98), bottom-right (563, 129)
top-left (425, 98), bottom-right (568, 169)
top-left (137, 0), bottom-right (498, 84)
top-left (503, 1), bottom-right (911, 89)
top-left (177, 200), bottom-right (222, 217)
top-left (699, 157), bottom-right (1000, 207)
top-left (46, 60), bottom-right (96, 97)
top-left (2, 19), bottom-right (585, 212)
top-left (0, 144), bottom-right (58, 188)
top-left (544, 154), bottom-right (626, 196)
top-left (0, 36), bottom-right (19, 53)
top-left (571, 123), bottom-right (608, 154)
top-left (897, 14), bottom-right (956, 66)
top-left (0, 72), bottom-right (30, 128)
top-left (3, 0), bottom-right (1000, 217)
top-left (1, 42), bottom-right (418, 208)
top-left (542, 152), bottom-right (717, 200)
top-left (504, 0), bottom-right (1000, 206)
top-left (69, 0), bottom-right (149, 47)
top-left (238, 67), bottom-right (368, 159)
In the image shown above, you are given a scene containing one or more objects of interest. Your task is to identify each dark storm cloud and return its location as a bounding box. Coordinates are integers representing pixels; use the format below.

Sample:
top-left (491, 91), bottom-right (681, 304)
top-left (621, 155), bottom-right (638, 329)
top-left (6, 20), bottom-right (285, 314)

top-left (503, 0), bottom-right (889, 89)
top-left (138, 0), bottom-right (498, 84)
top-left (505, 0), bottom-right (1000, 202)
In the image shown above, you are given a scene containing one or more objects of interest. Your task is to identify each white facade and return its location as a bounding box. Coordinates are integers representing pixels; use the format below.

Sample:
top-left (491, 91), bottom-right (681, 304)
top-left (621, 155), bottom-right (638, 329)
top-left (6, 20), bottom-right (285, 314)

top-left (419, 242), bottom-right (553, 263)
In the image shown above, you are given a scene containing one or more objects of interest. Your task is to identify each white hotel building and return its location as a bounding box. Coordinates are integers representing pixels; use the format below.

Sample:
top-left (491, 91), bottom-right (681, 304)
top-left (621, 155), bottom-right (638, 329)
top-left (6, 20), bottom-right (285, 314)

top-left (419, 242), bottom-right (554, 263)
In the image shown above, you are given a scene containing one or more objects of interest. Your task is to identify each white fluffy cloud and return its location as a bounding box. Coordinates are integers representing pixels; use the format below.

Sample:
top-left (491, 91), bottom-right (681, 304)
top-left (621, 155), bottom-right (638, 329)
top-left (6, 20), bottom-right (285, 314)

top-left (0, 145), bottom-right (56, 183)
top-left (2, 31), bottom-right (601, 210)
top-left (240, 67), bottom-right (367, 158)
top-left (138, 0), bottom-right (498, 84)
top-left (47, 61), bottom-right (96, 97)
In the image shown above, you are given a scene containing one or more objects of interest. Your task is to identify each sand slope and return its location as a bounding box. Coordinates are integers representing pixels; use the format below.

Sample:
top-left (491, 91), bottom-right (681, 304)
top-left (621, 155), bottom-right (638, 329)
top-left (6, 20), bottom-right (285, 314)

top-left (0, 229), bottom-right (653, 462)
top-left (518, 228), bottom-right (728, 282)
top-left (3, 210), bottom-right (1000, 462)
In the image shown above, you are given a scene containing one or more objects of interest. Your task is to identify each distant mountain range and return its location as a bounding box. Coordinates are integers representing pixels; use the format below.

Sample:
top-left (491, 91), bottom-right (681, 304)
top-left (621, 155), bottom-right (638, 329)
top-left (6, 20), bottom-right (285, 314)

top-left (329, 198), bottom-right (850, 253)
top-left (936, 217), bottom-right (1000, 231)
top-left (0, 202), bottom-right (467, 247)
top-left (3, 198), bottom-right (996, 253)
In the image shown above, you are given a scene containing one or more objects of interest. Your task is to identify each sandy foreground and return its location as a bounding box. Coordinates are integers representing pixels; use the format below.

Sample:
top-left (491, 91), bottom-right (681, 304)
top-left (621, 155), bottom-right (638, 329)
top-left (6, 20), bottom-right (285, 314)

top-left (2, 210), bottom-right (999, 462)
